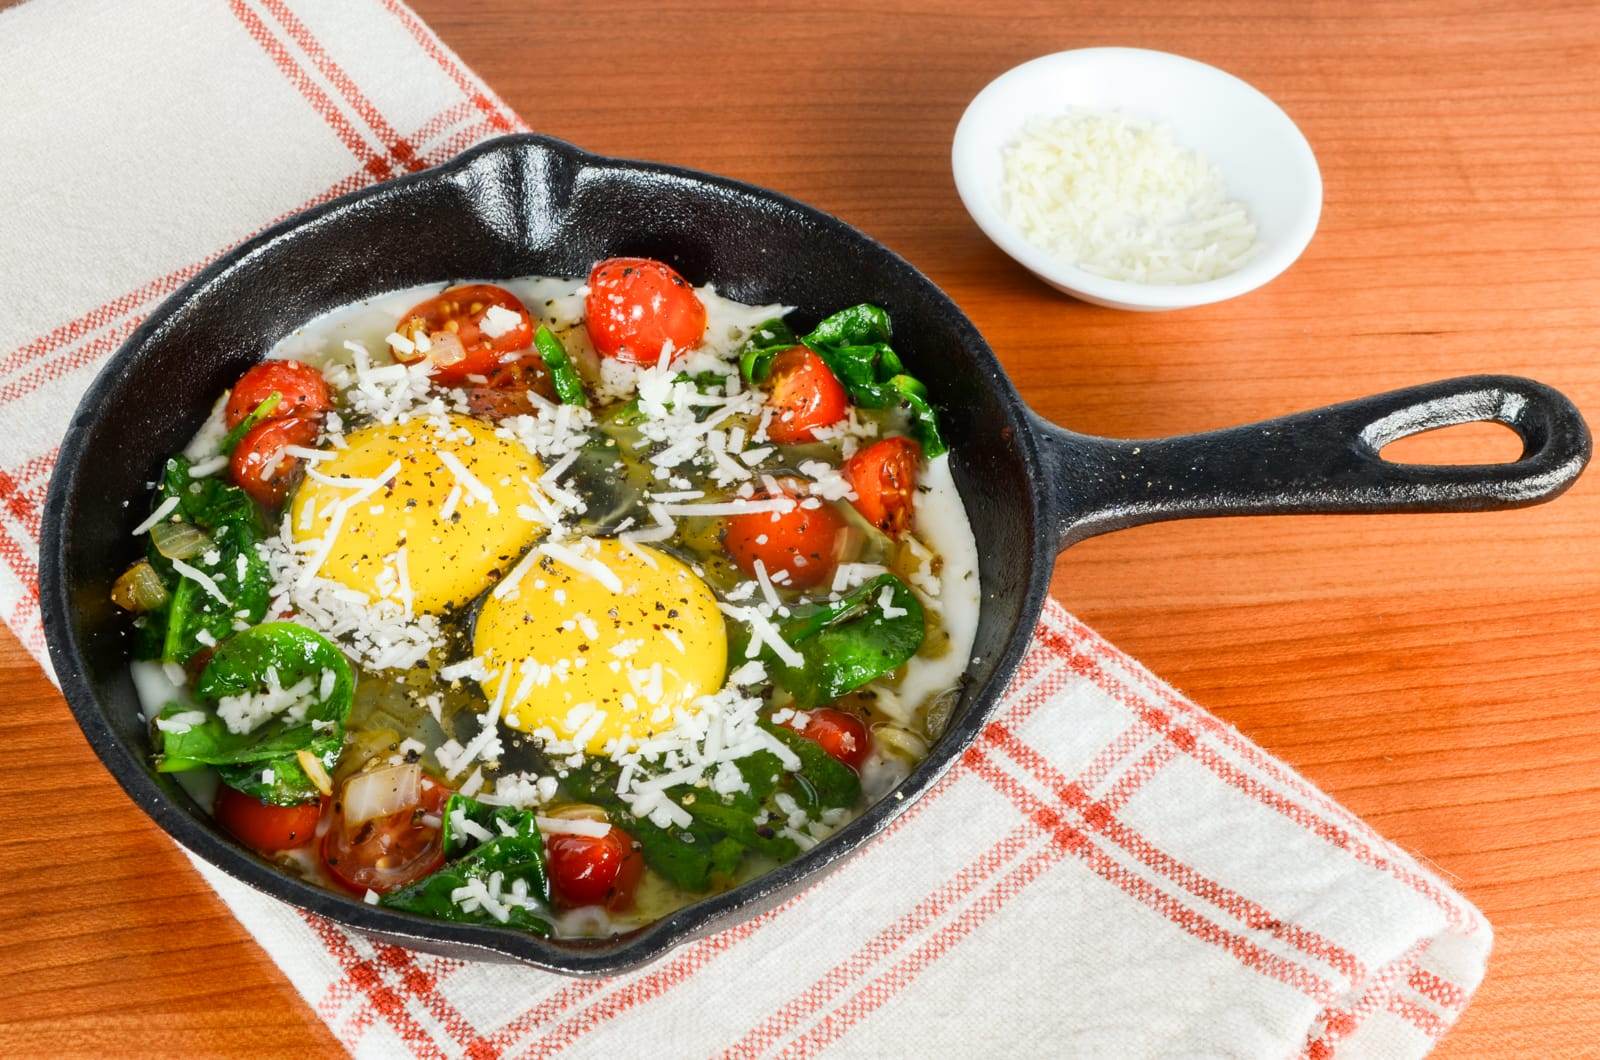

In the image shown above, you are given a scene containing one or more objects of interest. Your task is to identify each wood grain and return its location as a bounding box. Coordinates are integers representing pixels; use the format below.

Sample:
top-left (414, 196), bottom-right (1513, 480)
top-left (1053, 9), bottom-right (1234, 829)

top-left (2, 0), bottom-right (1597, 1054)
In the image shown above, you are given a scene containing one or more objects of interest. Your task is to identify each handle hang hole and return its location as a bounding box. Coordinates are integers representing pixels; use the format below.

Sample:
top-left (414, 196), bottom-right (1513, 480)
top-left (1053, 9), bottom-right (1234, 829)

top-left (1379, 420), bottom-right (1526, 467)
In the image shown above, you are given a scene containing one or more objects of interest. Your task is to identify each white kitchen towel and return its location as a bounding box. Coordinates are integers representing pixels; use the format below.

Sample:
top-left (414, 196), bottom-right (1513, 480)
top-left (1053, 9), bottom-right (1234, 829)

top-left (0, 0), bottom-right (1491, 1056)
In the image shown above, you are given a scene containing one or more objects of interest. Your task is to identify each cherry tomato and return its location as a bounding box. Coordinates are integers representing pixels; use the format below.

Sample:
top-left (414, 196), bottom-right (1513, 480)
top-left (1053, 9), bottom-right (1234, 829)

top-left (723, 486), bottom-right (845, 590)
top-left (546, 819), bottom-right (644, 911)
top-left (795, 707), bottom-right (872, 771)
top-left (463, 387), bottom-right (537, 421)
top-left (394, 283), bottom-right (534, 386)
top-left (224, 360), bottom-right (331, 429)
top-left (214, 785), bottom-right (323, 855)
top-left (320, 777), bottom-right (449, 896)
top-left (583, 257), bottom-right (706, 364)
top-left (764, 346), bottom-right (848, 444)
top-left (230, 414), bottom-right (319, 508)
top-left (845, 436), bottom-right (921, 538)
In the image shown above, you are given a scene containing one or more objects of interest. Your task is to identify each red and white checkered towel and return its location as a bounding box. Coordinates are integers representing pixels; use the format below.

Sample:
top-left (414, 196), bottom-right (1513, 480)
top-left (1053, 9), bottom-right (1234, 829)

top-left (0, 0), bottom-right (1490, 1055)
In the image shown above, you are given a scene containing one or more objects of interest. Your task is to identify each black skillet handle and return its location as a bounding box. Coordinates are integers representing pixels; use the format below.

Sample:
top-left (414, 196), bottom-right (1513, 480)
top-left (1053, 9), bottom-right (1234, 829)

top-left (1033, 374), bottom-right (1591, 550)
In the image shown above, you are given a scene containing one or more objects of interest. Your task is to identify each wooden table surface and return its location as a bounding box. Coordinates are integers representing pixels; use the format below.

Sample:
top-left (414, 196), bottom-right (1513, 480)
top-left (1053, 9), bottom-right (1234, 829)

top-left (4, 0), bottom-right (1597, 1055)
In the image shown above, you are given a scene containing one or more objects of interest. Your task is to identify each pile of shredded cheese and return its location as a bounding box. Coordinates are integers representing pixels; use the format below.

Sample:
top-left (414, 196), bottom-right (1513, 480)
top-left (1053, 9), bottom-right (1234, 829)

top-left (1001, 109), bottom-right (1258, 284)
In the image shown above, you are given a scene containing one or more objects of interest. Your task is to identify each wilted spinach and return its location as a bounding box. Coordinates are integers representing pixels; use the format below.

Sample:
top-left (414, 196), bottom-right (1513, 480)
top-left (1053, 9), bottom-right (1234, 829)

top-left (739, 305), bottom-right (947, 456)
top-left (764, 573), bottom-right (925, 707)
top-left (560, 736), bottom-right (857, 893)
top-left (155, 622), bottom-right (355, 804)
top-left (144, 456), bottom-right (272, 664)
top-left (381, 794), bottom-right (552, 933)
top-left (760, 723), bottom-right (862, 811)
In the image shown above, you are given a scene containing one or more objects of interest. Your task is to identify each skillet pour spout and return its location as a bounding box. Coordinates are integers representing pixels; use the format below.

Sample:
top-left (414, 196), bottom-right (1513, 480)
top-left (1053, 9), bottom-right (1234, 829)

top-left (1033, 374), bottom-right (1590, 548)
top-left (39, 133), bottom-right (1591, 976)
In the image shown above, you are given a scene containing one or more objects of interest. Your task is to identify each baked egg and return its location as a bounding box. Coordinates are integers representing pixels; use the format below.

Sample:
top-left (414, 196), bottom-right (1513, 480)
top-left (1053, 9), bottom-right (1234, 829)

top-left (290, 414), bottom-right (542, 614)
top-left (473, 536), bottom-right (726, 752)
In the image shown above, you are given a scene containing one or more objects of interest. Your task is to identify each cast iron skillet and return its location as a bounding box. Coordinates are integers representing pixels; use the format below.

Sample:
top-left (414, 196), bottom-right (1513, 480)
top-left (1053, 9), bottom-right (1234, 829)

top-left (41, 134), bottom-right (1590, 976)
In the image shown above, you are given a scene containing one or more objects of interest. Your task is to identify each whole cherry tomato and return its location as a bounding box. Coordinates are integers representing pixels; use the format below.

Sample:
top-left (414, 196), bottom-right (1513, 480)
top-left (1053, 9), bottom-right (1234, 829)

top-left (583, 257), bottom-right (706, 364)
top-left (224, 360), bottom-right (331, 429)
top-left (764, 346), bottom-right (848, 444)
top-left (544, 806), bottom-right (644, 911)
top-left (723, 485), bottom-right (845, 590)
top-left (845, 436), bottom-right (921, 538)
top-left (214, 785), bottom-right (323, 855)
top-left (230, 414), bottom-right (319, 508)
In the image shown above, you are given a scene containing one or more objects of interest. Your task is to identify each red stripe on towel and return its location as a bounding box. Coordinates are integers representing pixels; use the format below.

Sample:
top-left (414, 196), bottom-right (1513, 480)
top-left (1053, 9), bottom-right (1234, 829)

top-left (256, 0), bottom-right (426, 170)
top-left (227, 0), bottom-right (393, 178)
top-left (376, 0), bottom-right (521, 132)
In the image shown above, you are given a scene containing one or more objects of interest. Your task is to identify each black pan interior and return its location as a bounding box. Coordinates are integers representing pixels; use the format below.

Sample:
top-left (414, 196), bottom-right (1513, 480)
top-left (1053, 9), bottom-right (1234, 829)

top-left (43, 135), bottom-right (1050, 971)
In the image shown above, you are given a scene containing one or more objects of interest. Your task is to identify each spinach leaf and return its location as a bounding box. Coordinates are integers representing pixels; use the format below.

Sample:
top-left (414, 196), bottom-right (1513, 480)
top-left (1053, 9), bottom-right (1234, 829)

top-left (886, 376), bottom-right (946, 457)
top-left (219, 393), bottom-right (281, 454)
top-left (768, 573), bottom-right (925, 707)
top-left (155, 455), bottom-right (264, 535)
top-left (809, 344), bottom-right (897, 392)
top-left (761, 722), bottom-right (862, 810)
top-left (709, 835), bottom-right (745, 878)
top-left (147, 456), bottom-right (272, 664)
top-left (534, 325), bottom-right (587, 406)
top-left (794, 304), bottom-right (948, 457)
top-left (216, 735), bottom-right (339, 806)
top-left (803, 304), bottom-right (893, 348)
top-left (155, 623), bottom-right (355, 792)
top-left (735, 749), bottom-right (786, 802)
top-left (382, 795), bottom-right (551, 933)
top-left (440, 792), bottom-right (541, 860)
top-left (674, 786), bottom-right (798, 861)
top-left (627, 814), bottom-right (730, 892)
top-left (562, 759), bottom-right (739, 892)
top-left (194, 621), bottom-right (355, 707)
top-left (561, 738), bottom-right (854, 886)
top-left (738, 317), bottom-right (799, 386)
top-left (129, 613), bottom-right (165, 660)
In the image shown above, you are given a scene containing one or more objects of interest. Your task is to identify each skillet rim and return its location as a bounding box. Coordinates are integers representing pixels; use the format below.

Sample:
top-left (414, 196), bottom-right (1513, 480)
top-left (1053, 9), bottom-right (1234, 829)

top-left (39, 132), bottom-right (1054, 974)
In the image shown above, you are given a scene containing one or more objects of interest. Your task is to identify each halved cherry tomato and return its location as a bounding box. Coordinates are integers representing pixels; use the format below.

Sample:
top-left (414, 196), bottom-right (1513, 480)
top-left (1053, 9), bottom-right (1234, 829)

top-left (764, 346), bottom-right (848, 444)
top-left (224, 360), bottom-right (331, 429)
top-left (394, 283), bottom-right (534, 386)
top-left (584, 257), bottom-right (706, 364)
top-left (464, 357), bottom-right (563, 422)
top-left (320, 777), bottom-right (449, 895)
top-left (794, 707), bottom-right (872, 771)
top-left (460, 350), bottom-right (560, 420)
top-left (845, 436), bottom-right (921, 538)
top-left (723, 485), bottom-right (845, 590)
top-left (463, 387), bottom-right (536, 421)
top-left (214, 785), bottom-right (323, 855)
top-left (484, 351), bottom-right (557, 398)
top-left (230, 414), bottom-right (319, 508)
top-left (546, 819), bottom-right (644, 911)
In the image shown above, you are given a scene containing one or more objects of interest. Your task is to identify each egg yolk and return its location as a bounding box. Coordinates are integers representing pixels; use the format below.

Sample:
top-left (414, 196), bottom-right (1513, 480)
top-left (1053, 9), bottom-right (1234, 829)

top-left (473, 537), bottom-right (726, 752)
top-left (289, 414), bottom-right (543, 614)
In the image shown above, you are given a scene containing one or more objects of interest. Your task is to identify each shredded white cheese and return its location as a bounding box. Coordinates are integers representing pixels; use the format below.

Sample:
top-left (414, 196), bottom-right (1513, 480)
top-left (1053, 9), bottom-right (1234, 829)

top-left (131, 496), bottom-right (180, 536)
top-left (1001, 109), bottom-right (1258, 284)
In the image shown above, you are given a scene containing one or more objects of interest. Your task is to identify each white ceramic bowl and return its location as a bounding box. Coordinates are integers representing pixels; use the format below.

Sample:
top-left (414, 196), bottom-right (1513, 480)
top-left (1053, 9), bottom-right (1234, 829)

top-left (952, 47), bottom-right (1322, 311)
